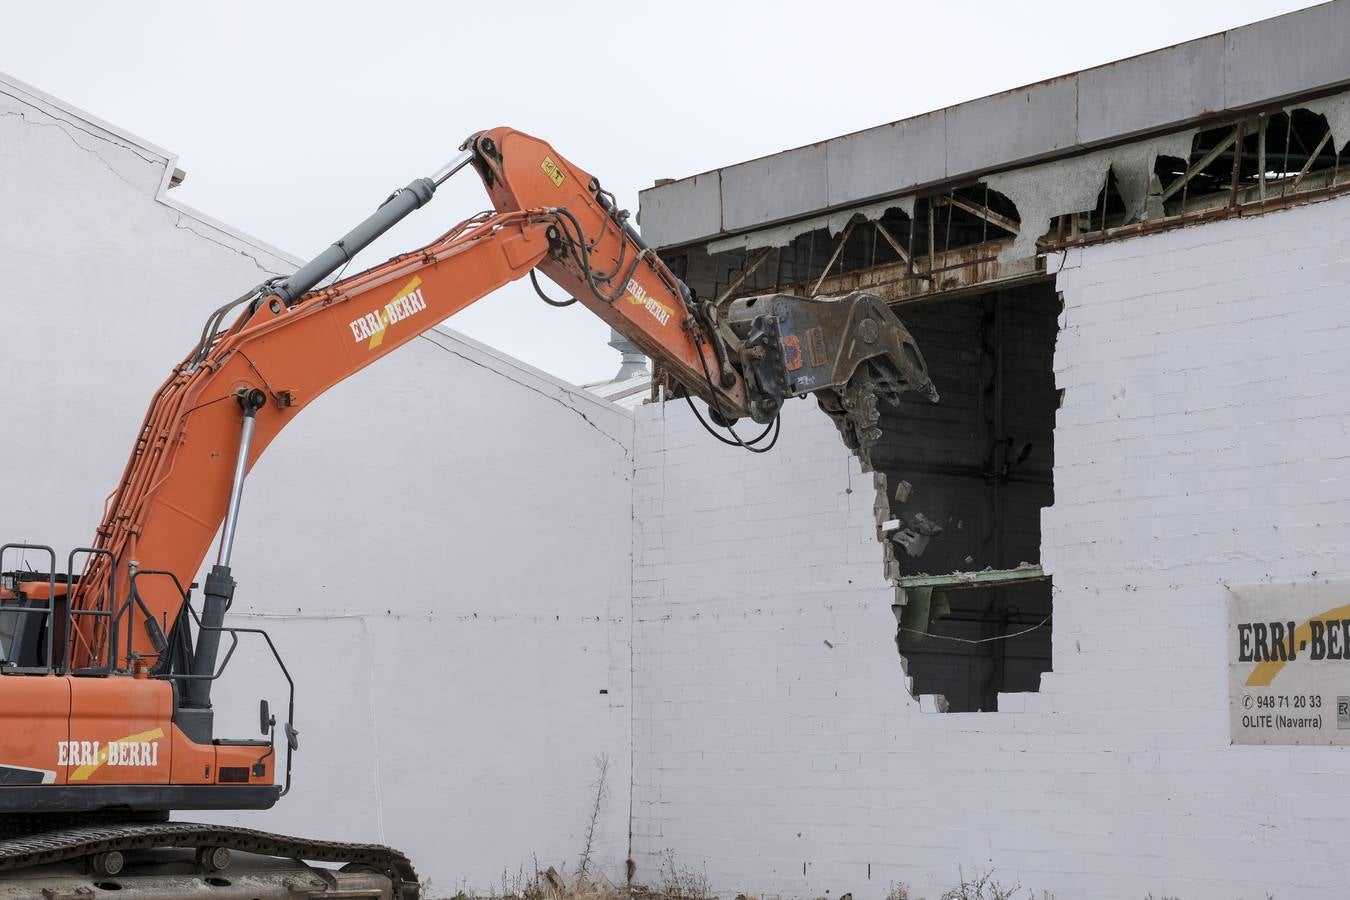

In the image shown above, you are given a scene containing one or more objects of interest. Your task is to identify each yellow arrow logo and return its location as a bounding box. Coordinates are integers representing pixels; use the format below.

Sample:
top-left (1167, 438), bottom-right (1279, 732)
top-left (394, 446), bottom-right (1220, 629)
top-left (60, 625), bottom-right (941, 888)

top-left (369, 276), bottom-right (424, 349)
top-left (1245, 603), bottom-right (1350, 686)
top-left (69, 727), bottom-right (165, 781)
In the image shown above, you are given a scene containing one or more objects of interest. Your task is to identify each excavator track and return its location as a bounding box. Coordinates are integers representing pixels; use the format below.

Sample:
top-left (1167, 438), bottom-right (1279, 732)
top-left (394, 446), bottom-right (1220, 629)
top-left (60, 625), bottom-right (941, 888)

top-left (0, 822), bottom-right (419, 898)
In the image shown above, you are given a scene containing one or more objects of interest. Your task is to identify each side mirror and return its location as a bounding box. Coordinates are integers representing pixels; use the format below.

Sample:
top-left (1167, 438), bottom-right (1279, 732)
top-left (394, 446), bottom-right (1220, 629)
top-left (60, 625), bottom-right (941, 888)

top-left (284, 722), bottom-right (300, 752)
top-left (259, 699), bottom-right (275, 736)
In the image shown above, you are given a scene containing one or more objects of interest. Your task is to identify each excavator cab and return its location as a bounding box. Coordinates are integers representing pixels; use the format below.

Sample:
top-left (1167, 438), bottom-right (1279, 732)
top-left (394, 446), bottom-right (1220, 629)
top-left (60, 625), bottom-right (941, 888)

top-left (0, 595), bottom-right (29, 667)
top-left (0, 598), bottom-right (41, 669)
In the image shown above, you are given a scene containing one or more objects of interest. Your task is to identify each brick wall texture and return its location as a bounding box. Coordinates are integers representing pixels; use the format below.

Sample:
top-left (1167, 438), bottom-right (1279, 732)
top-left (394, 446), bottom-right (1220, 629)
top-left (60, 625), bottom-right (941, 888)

top-left (629, 196), bottom-right (1350, 899)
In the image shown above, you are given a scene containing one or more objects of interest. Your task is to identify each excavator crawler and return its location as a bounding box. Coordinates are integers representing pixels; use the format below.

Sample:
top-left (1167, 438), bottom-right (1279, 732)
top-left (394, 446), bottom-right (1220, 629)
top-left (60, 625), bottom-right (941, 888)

top-left (0, 127), bottom-right (936, 897)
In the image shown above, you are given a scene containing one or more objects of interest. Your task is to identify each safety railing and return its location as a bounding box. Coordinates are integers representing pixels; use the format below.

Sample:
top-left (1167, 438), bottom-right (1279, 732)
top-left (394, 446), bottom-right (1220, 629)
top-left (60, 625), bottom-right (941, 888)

top-left (65, 547), bottom-right (116, 675)
top-left (129, 569), bottom-right (297, 797)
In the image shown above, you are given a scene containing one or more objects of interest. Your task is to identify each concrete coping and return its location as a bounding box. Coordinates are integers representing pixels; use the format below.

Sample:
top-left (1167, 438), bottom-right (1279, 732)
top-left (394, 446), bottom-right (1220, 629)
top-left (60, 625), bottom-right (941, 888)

top-left (638, 1), bottom-right (1350, 250)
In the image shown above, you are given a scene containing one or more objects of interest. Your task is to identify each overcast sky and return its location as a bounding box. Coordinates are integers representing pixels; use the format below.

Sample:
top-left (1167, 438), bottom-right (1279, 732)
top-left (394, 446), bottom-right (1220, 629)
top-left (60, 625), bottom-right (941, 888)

top-left (0, 0), bottom-right (1322, 384)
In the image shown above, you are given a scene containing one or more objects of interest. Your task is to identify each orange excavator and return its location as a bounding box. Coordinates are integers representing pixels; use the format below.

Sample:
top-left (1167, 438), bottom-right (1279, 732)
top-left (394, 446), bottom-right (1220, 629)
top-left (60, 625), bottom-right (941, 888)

top-left (0, 128), bottom-right (935, 898)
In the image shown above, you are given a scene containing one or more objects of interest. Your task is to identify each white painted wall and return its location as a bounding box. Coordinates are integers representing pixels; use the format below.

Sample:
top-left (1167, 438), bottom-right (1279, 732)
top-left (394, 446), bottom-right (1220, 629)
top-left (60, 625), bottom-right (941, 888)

top-left (220, 331), bottom-right (634, 896)
top-left (629, 196), bottom-right (1350, 899)
top-left (0, 74), bottom-right (633, 895)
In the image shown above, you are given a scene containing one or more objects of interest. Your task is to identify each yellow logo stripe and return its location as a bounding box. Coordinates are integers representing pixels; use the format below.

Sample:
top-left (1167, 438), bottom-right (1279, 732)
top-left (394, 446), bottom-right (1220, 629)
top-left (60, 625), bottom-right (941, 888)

top-left (69, 727), bottom-right (165, 781)
top-left (1244, 603), bottom-right (1350, 686)
top-left (369, 276), bottom-right (423, 350)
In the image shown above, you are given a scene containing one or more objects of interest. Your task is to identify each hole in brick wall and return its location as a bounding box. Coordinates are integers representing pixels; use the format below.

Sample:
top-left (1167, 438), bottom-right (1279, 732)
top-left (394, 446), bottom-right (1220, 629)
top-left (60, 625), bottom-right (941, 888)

top-left (876, 282), bottom-right (1058, 712)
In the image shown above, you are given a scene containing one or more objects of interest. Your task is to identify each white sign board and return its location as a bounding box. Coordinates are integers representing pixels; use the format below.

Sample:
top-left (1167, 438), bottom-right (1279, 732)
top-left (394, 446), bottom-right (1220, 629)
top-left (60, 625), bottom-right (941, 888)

top-left (1229, 579), bottom-right (1350, 745)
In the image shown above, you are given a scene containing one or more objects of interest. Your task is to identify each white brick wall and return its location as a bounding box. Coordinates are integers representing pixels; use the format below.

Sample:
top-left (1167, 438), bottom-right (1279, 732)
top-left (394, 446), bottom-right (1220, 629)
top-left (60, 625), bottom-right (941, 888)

top-left (630, 196), bottom-right (1350, 899)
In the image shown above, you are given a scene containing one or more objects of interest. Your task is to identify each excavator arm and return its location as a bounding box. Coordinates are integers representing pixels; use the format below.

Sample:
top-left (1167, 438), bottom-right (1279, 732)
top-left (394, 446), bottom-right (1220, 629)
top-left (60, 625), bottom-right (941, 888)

top-left (68, 127), bottom-right (935, 675)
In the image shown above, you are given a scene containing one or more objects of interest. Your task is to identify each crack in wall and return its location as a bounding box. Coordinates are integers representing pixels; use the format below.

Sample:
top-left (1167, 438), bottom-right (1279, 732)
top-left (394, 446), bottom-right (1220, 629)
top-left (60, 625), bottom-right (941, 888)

top-left (0, 106), bottom-right (157, 195)
top-left (3, 97), bottom-right (294, 279)
top-left (418, 331), bottom-right (633, 462)
top-left (173, 212), bottom-right (287, 278)
top-left (0, 90), bottom-right (164, 166)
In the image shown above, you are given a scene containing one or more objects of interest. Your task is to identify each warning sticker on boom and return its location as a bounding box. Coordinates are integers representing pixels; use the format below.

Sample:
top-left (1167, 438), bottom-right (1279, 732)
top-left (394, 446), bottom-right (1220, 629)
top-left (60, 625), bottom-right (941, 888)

top-left (1229, 579), bottom-right (1350, 745)
top-left (541, 156), bottom-right (566, 187)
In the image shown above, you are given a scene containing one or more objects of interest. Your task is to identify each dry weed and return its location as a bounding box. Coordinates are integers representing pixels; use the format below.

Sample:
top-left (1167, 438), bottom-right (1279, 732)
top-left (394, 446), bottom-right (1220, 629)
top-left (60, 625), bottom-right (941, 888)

top-left (940, 868), bottom-right (1020, 900)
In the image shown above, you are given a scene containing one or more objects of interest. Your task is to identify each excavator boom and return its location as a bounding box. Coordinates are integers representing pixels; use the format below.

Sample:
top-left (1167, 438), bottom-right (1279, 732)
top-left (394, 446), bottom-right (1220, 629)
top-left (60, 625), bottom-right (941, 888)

top-left (63, 127), bottom-right (934, 671)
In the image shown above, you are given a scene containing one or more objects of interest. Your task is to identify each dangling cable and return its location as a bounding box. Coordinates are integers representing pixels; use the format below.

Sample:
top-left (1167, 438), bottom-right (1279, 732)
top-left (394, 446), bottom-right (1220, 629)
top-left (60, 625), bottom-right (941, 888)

top-left (681, 318), bottom-right (785, 452)
top-left (538, 198), bottom-right (779, 453)
top-left (529, 270), bottom-right (577, 307)
top-left (683, 394), bottom-right (781, 453)
top-left (547, 208), bottom-right (648, 305)
top-left (192, 287), bottom-right (264, 366)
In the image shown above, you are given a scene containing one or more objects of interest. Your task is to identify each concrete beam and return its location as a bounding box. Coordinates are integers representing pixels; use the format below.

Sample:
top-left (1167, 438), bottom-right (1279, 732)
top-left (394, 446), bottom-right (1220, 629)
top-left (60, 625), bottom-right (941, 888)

top-left (1225, 1), bottom-right (1350, 108)
top-left (721, 144), bottom-right (828, 232)
top-left (640, 1), bottom-right (1350, 251)
top-left (1077, 34), bottom-right (1227, 144)
top-left (636, 171), bottom-right (720, 251)
top-left (944, 74), bottom-right (1079, 176)
top-left (825, 109), bottom-right (947, 208)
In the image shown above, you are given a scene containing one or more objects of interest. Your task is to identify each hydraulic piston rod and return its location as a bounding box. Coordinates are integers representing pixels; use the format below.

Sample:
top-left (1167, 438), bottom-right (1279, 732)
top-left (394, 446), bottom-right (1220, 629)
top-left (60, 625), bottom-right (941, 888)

top-left (184, 387), bottom-right (267, 716)
top-left (269, 149), bottom-right (474, 306)
top-left (217, 388), bottom-right (267, 568)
